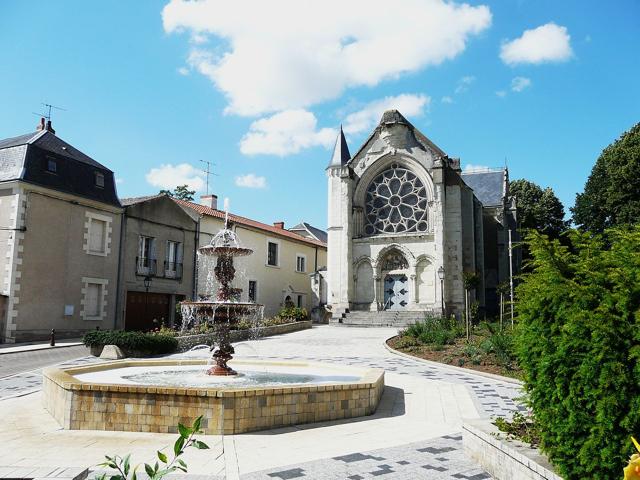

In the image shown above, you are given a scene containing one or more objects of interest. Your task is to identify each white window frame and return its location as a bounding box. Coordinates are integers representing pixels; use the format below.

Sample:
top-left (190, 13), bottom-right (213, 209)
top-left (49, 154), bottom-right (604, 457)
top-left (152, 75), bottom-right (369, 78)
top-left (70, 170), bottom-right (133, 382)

top-left (138, 235), bottom-right (155, 274)
top-left (80, 277), bottom-right (108, 321)
top-left (95, 172), bottom-right (105, 188)
top-left (165, 240), bottom-right (182, 278)
top-left (83, 212), bottom-right (112, 257)
top-left (295, 253), bottom-right (307, 273)
top-left (266, 239), bottom-right (280, 267)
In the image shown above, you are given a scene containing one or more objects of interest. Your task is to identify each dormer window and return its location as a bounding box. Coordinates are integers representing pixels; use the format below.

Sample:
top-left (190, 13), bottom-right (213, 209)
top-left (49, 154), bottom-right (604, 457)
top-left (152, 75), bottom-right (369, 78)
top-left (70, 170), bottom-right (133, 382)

top-left (46, 158), bottom-right (57, 173)
top-left (95, 172), bottom-right (105, 188)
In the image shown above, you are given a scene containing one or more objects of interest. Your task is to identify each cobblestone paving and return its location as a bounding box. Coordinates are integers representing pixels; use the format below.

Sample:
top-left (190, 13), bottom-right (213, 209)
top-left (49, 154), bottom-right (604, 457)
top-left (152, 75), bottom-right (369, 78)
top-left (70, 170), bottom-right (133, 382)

top-left (242, 434), bottom-right (490, 480)
top-left (235, 353), bottom-right (522, 419)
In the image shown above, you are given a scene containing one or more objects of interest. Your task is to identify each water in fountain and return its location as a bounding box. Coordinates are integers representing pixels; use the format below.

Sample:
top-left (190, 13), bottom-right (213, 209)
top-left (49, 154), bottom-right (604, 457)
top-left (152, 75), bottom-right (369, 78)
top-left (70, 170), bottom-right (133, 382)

top-left (180, 199), bottom-right (264, 376)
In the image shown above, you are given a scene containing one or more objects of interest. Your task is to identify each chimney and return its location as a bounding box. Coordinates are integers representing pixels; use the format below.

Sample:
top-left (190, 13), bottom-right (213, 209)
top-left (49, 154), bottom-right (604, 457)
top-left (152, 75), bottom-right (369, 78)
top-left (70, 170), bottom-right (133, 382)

top-left (36, 117), bottom-right (46, 131)
top-left (273, 221), bottom-right (285, 229)
top-left (45, 120), bottom-right (55, 134)
top-left (200, 194), bottom-right (218, 210)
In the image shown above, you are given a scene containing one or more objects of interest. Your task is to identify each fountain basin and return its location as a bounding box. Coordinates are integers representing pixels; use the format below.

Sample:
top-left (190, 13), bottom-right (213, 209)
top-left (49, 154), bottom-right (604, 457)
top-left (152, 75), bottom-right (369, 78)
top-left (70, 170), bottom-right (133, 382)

top-left (42, 359), bottom-right (384, 434)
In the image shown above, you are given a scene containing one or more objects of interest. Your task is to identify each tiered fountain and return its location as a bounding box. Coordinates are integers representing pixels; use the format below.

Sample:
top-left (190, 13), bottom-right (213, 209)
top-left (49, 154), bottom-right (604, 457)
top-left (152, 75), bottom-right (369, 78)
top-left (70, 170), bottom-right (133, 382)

top-left (180, 210), bottom-right (263, 375)
top-left (42, 200), bottom-right (384, 434)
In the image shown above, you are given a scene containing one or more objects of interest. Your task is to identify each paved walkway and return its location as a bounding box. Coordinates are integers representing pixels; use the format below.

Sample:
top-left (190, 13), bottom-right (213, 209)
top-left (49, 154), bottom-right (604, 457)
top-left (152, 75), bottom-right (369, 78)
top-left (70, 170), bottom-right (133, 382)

top-left (0, 326), bottom-right (522, 479)
top-left (0, 345), bottom-right (88, 379)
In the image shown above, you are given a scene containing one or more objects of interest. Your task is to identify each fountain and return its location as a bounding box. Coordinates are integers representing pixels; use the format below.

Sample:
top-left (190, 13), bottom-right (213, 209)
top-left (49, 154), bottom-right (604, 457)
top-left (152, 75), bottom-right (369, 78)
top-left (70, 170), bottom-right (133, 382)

top-left (41, 199), bottom-right (384, 434)
top-left (179, 203), bottom-right (263, 376)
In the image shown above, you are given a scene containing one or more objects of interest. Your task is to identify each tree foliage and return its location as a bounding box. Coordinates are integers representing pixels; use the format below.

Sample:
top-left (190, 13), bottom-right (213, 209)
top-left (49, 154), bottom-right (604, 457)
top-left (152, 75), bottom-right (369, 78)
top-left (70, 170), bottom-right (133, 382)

top-left (509, 179), bottom-right (568, 238)
top-left (515, 227), bottom-right (640, 479)
top-left (159, 184), bottom-right (196, 201)
top-left (572, 122), bottom-right (640, 233)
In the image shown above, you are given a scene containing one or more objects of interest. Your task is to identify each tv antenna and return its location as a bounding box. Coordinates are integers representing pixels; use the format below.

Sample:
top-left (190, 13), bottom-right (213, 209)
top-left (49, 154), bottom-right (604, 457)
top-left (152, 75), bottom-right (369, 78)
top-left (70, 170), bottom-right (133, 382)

top-left (32, 103), bottom-right (67, 122)
top-left (199, 159), bottom-right (219, 195)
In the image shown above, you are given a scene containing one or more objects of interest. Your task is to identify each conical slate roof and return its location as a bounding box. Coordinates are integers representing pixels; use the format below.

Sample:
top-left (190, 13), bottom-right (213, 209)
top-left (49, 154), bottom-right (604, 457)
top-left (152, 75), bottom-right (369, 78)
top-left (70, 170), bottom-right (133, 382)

top-left (327, 126), bottom-right (351, 168)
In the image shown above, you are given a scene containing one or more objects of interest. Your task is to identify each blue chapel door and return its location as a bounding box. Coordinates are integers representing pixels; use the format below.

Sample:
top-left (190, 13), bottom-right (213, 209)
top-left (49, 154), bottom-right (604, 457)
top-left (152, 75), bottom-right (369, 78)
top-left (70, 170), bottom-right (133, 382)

top-left (383, 274), bottom-right (409, 310)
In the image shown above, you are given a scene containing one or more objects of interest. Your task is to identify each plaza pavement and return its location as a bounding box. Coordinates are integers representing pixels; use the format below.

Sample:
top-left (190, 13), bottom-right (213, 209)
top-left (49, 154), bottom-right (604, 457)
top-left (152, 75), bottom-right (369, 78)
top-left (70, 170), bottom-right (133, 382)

top-left (0, 325), bottom-right (523, 479)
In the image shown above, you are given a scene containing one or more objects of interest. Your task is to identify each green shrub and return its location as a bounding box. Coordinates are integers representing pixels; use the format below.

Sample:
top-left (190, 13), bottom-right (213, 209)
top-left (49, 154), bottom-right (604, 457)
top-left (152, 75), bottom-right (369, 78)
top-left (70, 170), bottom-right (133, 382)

top-left (276, 306), bottom-right (308, 321)
top-left (83, 330), bottom-right (178, 355)
top-left (479, 322), bottom-right (516, 367)
top-left (515, 228), bottom-right (640, 479)
top-left (401, 315), bottom-right (462, 347)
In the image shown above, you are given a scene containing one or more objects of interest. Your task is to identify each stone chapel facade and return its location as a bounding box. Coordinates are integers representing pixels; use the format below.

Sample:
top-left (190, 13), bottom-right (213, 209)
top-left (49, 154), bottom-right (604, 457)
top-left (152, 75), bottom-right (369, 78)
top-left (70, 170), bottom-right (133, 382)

top-left (326, 110), bottom-right (517, 323)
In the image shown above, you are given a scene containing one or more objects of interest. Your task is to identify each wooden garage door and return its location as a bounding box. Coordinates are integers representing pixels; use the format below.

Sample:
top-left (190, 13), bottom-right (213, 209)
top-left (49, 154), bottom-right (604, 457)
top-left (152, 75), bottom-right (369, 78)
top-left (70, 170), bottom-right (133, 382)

top-left (125, 291), bottom-right (171, 331)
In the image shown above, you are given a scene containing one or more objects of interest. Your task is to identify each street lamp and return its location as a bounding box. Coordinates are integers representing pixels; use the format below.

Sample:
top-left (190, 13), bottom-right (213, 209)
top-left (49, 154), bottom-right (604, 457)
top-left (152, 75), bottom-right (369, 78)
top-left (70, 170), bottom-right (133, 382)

top-left (437, 266), bottom-right (445, 316)
top-left (143, 275), bottom-right (152, 330)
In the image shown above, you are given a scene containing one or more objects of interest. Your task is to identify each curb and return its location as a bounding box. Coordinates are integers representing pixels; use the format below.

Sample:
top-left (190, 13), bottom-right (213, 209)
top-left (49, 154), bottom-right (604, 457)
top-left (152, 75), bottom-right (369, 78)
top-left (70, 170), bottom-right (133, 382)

top-left (0, 342), bottom-right (84, 356)
top-left (382, 337), bottom-right (524, 386)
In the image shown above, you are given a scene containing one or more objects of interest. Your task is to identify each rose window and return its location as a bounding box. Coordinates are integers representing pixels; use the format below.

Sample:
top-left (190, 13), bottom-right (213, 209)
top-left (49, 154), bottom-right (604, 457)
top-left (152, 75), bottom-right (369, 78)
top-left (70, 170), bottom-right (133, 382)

top-left (364, 165), bottom-right (428, 235)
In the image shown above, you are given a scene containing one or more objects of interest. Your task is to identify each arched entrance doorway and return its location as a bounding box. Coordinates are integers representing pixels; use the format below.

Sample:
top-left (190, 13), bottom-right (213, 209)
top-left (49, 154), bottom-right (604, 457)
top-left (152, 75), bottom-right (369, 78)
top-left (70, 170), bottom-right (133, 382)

top-left (380, 249), bottom-right (409, 310)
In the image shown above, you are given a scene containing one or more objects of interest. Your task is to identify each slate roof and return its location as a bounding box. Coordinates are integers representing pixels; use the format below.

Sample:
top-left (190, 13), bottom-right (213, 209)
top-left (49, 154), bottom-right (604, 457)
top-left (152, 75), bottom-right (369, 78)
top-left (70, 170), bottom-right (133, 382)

top-left (120, 194), bottom-right (166, 206)
top-left (173, 199), bottom-right (327, 248)
top-left (0, 128), bottom-right (120, 207)
top-left (461, 169), bottom-right (506, 207)
top-left (289, 222), bottom-right (328, 243)
top-left (327, 126), bottom-right (351, 168)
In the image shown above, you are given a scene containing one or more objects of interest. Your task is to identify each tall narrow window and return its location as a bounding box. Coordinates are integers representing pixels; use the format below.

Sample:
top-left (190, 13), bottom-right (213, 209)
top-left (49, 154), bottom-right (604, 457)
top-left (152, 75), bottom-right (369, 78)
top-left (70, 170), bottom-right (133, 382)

top-left (86, 283), bottom-right (102, 317)
top-left (267, 242), bottom-right (279, 266)
top-left (297, 294), bottom-right (304, 308)
top-left (88, 219), bottom-right (106, 254)
top-left (138, 236), bottom-right (156, 275)
top-left (46, 158), bottom-right (57, 173)
top-left (165, 241), bottom-right (181, 278)
top-left (296, 255), bottom-right (306, 273)
top-left (248, 281), bottom-right (257, 302)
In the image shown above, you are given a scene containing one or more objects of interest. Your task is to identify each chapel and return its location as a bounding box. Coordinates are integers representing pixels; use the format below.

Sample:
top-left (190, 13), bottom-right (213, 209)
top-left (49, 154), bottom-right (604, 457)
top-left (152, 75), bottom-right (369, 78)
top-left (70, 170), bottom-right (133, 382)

top-left (326, 110), bottom-right (518, 324)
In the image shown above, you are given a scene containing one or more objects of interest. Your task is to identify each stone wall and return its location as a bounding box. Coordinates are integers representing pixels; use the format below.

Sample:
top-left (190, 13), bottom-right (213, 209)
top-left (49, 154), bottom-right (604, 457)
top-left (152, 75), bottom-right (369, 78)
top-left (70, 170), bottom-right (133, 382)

top-left (175, 320), bottom-right (312, 352)
top-left (42, 359), bottom-right (384, 435)
top-left (463, 419), bottom-right (562, 480)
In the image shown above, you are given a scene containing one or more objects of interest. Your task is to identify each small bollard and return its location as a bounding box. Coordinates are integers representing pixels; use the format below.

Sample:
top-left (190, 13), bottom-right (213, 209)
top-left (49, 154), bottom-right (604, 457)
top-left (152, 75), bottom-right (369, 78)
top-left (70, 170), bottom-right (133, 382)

top-left (50, 328), bottom-right (55, 347)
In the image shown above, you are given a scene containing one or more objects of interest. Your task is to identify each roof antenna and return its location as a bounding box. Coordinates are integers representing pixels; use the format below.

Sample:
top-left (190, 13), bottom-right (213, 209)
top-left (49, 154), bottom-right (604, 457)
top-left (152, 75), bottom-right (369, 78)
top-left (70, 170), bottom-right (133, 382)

top-left (199, 159), bottom-right (219, 195)
top-left (32, 102), bottom-right (66, 122)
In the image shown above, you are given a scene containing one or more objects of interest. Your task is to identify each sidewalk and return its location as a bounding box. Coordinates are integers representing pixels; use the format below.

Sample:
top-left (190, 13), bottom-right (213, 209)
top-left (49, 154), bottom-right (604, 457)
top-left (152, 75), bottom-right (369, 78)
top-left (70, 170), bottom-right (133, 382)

top-left (0, 338), bottom-right (83, 355)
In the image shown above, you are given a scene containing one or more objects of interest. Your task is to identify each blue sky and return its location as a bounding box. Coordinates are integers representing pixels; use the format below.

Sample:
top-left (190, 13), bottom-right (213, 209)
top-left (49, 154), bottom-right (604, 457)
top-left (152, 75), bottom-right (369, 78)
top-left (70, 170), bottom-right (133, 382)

top-left (1, 1), bottom-right (638, 229)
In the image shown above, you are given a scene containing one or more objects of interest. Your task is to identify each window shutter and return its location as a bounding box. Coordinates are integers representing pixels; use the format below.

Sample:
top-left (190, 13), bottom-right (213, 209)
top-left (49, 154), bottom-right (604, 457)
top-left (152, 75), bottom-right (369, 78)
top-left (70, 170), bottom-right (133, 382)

top-left (89, 220), bottom-right (105, 252)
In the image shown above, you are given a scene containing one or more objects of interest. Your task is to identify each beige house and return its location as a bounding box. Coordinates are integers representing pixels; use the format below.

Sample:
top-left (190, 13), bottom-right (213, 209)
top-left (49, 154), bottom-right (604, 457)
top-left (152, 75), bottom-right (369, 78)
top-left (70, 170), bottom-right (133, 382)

top-left (176, 196), bottom-right (327, 319)
top-left (119, 195), bottom-right (199, 331)
top-left (0, 120), bottom-right (122, 342)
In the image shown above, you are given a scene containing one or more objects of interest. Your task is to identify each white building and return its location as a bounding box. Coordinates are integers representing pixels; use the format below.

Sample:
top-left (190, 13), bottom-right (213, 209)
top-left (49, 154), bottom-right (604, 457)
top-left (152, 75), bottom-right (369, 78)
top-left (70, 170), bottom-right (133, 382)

top-left (326, 110), bottom-right (517, 324)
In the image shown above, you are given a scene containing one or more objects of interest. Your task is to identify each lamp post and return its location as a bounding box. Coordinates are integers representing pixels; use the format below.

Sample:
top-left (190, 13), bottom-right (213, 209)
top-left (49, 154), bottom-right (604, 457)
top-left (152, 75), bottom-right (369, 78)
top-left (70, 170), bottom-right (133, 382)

top-left (143, 275), bottom-right (152, 330)
top-left (437, 266), bottom-right (445, 316)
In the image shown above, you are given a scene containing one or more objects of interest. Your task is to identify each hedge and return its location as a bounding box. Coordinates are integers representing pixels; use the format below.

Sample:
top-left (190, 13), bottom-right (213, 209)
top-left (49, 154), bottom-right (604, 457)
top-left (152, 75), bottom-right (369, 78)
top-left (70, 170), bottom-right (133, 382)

top-left (515, 228), bottom-right (640, 479)
top-left (83, 330), bottom-right (178, 355)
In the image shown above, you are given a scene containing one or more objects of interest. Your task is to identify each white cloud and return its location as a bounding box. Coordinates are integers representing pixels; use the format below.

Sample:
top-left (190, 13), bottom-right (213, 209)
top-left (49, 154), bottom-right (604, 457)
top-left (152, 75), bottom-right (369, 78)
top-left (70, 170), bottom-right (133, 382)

top-left (343, 94), bottom-right (430, 135)
top-left (495, 90), bottom-right (507, 98)
top-left (240, 109), bottom-right (336, 156)
top-left (511, 76), bottom-right (532, 92)
top-left (463, 164), bottom-right (492, 172)
top-left (115, 177), bottom-right (124, 185)
top-left (455, 75), bottom-right (476, 94)
top-left (235, 173), bottom-right (267, 189)
top-left (500, 23), bottom-right (572, 65)
top-left (162, 0), bottom-right (492, 116)
top-left (177, 66), bottom-right (189, 76)
top-left (145, 163), bottom-right (205, 192)
top-left (441, 96), bottom-right (454, 104)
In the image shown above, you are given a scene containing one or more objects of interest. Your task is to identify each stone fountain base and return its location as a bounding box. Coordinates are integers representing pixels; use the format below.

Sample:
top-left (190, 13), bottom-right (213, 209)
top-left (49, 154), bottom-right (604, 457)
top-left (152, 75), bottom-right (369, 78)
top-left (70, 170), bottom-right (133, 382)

top-left (42, 359), bottom-right (384, 435)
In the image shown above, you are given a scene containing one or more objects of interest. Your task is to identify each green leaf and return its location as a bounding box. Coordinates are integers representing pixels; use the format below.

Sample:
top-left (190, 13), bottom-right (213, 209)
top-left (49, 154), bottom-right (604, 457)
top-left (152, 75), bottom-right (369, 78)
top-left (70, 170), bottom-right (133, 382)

top-left (177, 459), bottom-right (187, 469)
top-left (178, 423), bottom-right (192, 438)
top-left (144, 463), bottom-right (155, 478)
top-left (192, 440), bottom-right (210, 450)
top-left (174, 436), bottom-right (185, 456)
top-left (123, 454), bottom-right (130, 476)
top-left (192, 415), bottom-right (202, 432)
top-left (157, 450), bottom-right (168, 464)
